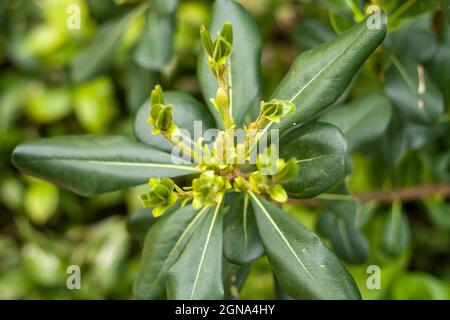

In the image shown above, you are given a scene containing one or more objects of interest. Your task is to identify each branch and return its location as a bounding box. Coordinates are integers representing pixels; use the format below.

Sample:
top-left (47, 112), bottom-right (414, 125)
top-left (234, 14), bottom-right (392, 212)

top-left (287, 183), bottom-right (450, 206)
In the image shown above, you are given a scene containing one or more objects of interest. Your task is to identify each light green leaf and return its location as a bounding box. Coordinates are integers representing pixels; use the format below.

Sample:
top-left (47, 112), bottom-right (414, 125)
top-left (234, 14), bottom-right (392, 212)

top-left (197, 0), bottom-right (262, 126)
top-left (134, 91), bottom-right (216, 152)
top-left (321, 93), bottom-right (392, 151)
top-left (167, 204), bottom-right (224, 299)
top-left (223, 193), bottom-right (264, 264)
top-left (271, 13), bottom-right (386, 133)
top-left (134, 205), bottom-right (208, 299)
top-left (280, 122), bottom-right (347, 199)
top-left (250, 193), bottom-right (361, 299)
top-left (391, 272), bottom-right (449, 300)
top-left (12, 135), bottom-right (199, 196)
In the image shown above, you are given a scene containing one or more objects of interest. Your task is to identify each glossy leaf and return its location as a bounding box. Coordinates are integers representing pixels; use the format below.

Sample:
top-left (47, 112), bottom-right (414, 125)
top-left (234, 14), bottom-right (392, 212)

top-left (222, 260), bottom-right (250, 299)
top-left (197, 0), bottom-right (262, 126)
top-left (134, 91), bottom-right (216, 152)
top-left (385, 56), bottom-right (444, 125)
top-left (71, 4), bottom-right (148, 82)
top-left (280, 122), bottom-right (347, 199)
top-left (223, 193), bottom-right (264, 264)
top-left (272, 13), bottom-right (386, 133)
top-left (250, 193), bottom-right (361, 300)
top-left (292, 20), bottom-right (335, 51)
top-left (316, 211), bottom-right (370, 264)
top-left (381, 201), bottom-right (410, 257)
top-left (134, 205), bottom-right (208, 299)
top-left (167, 204), bottom-right (224, 299)
top-left (321, 93), bottom-right (392, 151)
top-left (11, 135), bottom-right (199, 196)
top-left (134, 10), bottom-right (173, 70)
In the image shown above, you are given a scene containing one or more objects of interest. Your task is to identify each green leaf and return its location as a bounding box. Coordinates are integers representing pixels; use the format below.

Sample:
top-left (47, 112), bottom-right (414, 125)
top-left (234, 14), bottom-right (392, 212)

top-left (167, 204), bottom-right (224, 299)
top-left (153, 0), bottom-right (179, 15)
top-left (25, 85), bottom-right (72, 124)
top-left (386, 16), bottom-right (438, 63)
top-left (222, 259), bottom-right (250, 299)
top-left (250, 193), bottom-right (361, 299)
top-left (385, 56), bottom-right (444, 125)
top-left (11, 135), bottom-right (199, 196)
top-left (321, 93), bottom-right (392, 151)
top-left (70, 4), bottom-right (148, 82)
top-left (197, 0), bottom-right (262, 126)
top-left (423, 199), bottom-right (450, 231)
top-left (316, 211), bottom-right (370, 264)
top-left (430, 45), bottom-right (450, 106)
top-left (73, 77), bottom-right (117, 134)
top-left (443, 0), bottom-right (450, 25)
top-left (223, 193), bottom-right (264, 264)
top-left (280, 122), bottom-right (347, 199)
top-left (134, 91), bottom-right (216, 152)
top-left (126, 62), bottom-right (160, 113)
top-left (292, 20), bottom-right (335, 51)
top-left (134, 10), bottom-right (173, 70)
top-left (24, 178), bottom-right (59, 225)
top-left (391, 272), bottom-right (449, 300)
top-left (381, 201), bottom-right (410, 257)
top-left (126, 208), bottom-right (155, 241)
top-left (271, 13), bottom-right (386, 133)
top-left (134, 205), bottom-right (208, 299)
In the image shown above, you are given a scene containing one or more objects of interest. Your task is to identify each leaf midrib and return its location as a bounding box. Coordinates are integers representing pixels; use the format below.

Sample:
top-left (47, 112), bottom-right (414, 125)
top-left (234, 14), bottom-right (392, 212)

top-left (289, 26), bottom-right (366, 103)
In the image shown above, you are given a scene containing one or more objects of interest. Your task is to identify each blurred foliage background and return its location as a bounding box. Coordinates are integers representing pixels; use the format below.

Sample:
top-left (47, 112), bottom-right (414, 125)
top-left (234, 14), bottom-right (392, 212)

top-left (0, 0), bottom-right (449, 299)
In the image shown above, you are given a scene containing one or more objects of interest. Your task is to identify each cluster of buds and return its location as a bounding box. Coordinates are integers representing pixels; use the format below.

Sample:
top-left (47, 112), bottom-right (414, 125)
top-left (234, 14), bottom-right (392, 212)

top-left (147, 85), bottom-right (177, 136)
top-left (248, 147), bottom-right (298, 203)
top-left (140, 22), bottom-right (300, 217)
top-left (200, 23), bottom-right (234, 129)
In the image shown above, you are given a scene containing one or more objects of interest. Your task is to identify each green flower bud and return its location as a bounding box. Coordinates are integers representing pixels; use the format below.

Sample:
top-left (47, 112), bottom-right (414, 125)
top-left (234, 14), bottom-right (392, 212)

top-left (268, 184), bottom-right (288, 203)
top-left (192, 171), bottom-right (231, 208)
top-left (200, 25), bottom-right (214, 57)
top-left (151, 85), bottom-right (164, 105)
top-left (274, 158), bottom-right (298, 182)
top-left (140, 178), bottom-right (178, 217)
top-left (260, 99), bottom-right (295, 123)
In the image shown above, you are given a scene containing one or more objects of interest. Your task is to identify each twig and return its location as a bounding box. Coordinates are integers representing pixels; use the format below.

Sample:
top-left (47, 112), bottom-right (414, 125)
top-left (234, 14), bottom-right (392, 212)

top-left (287, 183), bottom-right (450, 206)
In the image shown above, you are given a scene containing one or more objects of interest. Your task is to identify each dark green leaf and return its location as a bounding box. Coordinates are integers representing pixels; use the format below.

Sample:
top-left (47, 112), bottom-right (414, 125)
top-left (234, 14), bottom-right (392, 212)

top-left (11, 135), bottom-right (199, 196)
top-left (223, 193), bottom-right (264, 264)
top-left (197, 0), bottom-right (262, 126)
top-left (71, 4), bottom-right (148, 82)
top-left (134, 10), bottom-right (173, 70)
top-left (280, 122), bottom-right (347, 199)
top-left (134, 91), bottom-right (216, 152)
top-left (134, 205), bottom-right (208, 299)
top-left (250, 193), bottom-right (361, 299)
top-left (167, 204), bottom-right (224, 299)
top-left (321, 93), bottom-right (392, 151)
top-left (272, 13), bottom-right (386, 133)
top-left (317, 211), bottom-right (370, 264)
top-left (126, 208), bottom-right (155, 241)
top-left (222, 259), bottom-right (250, 299)
top-left (381, 201), bottom-right (410, 256)
top-left (385, 56), bottom-right (444, 125)
top-left (430, 45), bottom-right (450, 106)
top-left (292, 20), bottom-right (335, 51)
top-left (423, 199), bottom-right (450, 231)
